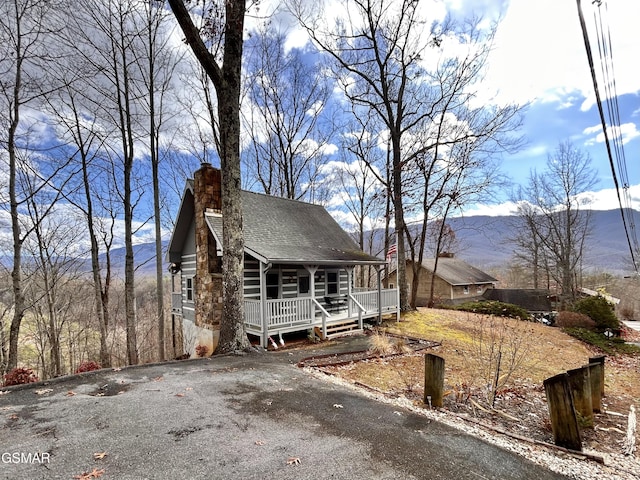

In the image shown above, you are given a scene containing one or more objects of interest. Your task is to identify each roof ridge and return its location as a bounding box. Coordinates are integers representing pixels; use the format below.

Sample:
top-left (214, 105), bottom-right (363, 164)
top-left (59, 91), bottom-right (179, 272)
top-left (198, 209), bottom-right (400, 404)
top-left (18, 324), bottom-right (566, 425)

top-left (241, 189), bottom-right (323, 208)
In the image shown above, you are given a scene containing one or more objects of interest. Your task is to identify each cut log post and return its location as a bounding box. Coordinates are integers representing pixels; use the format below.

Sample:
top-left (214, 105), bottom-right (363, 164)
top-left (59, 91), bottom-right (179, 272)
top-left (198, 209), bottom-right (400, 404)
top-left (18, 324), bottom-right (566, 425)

top-left (586, 363), bottom-right (602, 413)
top-left (424, 353), bottom-right (445, 408)
top-left (566, 366), bottom-right (593, 427)
top-left (589, 355), bottom-right (606, 397)
top-left (544, 373), bottom-right (582, 451)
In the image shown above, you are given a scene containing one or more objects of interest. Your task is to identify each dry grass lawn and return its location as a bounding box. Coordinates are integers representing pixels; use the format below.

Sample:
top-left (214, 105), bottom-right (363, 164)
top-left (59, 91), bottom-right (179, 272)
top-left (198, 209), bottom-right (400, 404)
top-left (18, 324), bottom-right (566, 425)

top-left (339, 308), bottom-right (610, 392)
top-left (318, 308), bottom-right (640, 454)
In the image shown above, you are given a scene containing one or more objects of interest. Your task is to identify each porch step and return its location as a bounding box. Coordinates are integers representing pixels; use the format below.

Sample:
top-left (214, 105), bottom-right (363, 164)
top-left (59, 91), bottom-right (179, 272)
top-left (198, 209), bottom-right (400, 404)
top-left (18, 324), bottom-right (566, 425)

top-left (314, 320), bottom-right (361, 340)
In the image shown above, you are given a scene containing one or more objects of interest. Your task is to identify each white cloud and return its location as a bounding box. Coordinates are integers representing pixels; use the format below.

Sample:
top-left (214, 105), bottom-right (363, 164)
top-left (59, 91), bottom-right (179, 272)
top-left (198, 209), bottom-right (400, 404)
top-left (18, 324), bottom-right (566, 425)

top-left (484, 0), bottom-right (640, 107)
top-left (583, 122), bottom-right (640, 146)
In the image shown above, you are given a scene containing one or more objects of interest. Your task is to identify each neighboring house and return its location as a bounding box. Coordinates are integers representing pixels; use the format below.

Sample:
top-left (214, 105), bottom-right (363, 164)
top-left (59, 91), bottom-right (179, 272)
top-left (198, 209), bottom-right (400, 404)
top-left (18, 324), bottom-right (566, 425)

top-left (167, 163), bottom-right (399, 354)
top-left (387, 256), bottom-right (497, 307)
top-left (577, 287), bottom-right (620, 306)
top-left (482, 289), bottom-right (553, 315)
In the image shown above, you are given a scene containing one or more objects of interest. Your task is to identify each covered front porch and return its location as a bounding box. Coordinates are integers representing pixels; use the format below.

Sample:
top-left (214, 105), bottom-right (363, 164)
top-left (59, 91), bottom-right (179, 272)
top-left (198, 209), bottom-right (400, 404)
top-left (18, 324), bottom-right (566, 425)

top-left (244, 287), bottom-right (399, 346)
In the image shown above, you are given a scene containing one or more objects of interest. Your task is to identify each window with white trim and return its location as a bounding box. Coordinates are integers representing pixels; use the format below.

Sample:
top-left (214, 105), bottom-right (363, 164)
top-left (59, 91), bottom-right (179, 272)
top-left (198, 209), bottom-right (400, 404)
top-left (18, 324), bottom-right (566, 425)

top-left (186, 277), bottom-right (194, 301)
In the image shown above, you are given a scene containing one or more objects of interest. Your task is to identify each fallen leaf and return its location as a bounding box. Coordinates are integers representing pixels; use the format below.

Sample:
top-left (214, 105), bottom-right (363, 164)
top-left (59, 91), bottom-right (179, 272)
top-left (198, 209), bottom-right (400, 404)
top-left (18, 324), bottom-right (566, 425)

top-left (66, 391), bottom-right (76, 397)
top-left (35, 388), bottom-right (53, 395)
top-left (185, 387), bottom-right (193, 391)
top-left (286, 457), bottom-right (301, 465)
top-left (175, 393), bottom-right (185, 397)
top-left (73, 467), bottom-right (105, 479)
top-left (112, 367), bottom-right (121, 372)
top-left (153, 376), bottom-right (163, 382)
top-left (333, 404), bottom-right (343, 409)
top-left (93, 452), bottom-right (107, 460)
top-left (255, 440), bottom-right (265, 446)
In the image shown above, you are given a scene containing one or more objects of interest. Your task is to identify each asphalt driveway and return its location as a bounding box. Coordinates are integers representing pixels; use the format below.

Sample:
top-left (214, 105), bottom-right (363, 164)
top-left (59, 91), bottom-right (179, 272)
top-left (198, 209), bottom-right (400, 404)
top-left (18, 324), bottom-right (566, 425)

top-left (0, 343), bottom-right (569, 480)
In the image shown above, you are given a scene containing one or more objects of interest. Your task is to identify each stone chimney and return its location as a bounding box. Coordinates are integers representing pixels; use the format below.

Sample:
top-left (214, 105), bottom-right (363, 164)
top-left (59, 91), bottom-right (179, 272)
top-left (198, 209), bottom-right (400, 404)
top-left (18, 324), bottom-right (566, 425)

top-left (193, 163), bottom-right (223, 341)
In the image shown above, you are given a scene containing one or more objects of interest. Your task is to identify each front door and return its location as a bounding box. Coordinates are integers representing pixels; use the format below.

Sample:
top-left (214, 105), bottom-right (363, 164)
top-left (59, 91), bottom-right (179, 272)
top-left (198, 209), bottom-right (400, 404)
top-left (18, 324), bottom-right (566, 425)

top-left (298, 271), bottom-right (310, 297)
top-left (266, 272), bottom-right (280, 299)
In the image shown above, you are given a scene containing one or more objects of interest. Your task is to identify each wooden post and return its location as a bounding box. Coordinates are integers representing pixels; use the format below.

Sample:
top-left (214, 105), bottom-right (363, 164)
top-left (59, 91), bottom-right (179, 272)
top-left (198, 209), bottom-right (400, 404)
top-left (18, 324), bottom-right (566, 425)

top-left (566, 366), bottom-right (593, 427)
top-left (543, 373), bottom-right (582, 451)
top-left (589, 355), bottom-right (606, 397)
top-left (424, 354), bottom-right (445, 408)
top-left (587, 363), bottom-right (602, 413)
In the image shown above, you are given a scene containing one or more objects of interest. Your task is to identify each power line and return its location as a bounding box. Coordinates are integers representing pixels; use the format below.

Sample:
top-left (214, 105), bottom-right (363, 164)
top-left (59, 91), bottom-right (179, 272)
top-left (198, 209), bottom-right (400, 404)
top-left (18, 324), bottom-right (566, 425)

top-left (576, 0), bottom-right (639, 274)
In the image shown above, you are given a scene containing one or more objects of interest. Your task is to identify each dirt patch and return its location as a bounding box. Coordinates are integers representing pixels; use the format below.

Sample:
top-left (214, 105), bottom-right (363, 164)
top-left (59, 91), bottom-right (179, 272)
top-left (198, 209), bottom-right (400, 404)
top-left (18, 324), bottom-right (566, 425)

top-left (298, 335), bottom-right (439, 368)
top-left (311, 309), bottom-right (640, 457)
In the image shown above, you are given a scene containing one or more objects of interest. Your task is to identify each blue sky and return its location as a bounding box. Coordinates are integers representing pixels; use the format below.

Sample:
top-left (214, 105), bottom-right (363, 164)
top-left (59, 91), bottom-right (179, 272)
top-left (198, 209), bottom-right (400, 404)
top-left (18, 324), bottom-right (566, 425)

top-left (455, 0), bottom-right (640, 214)
top-left (270, 0), bottom-right (639, 215)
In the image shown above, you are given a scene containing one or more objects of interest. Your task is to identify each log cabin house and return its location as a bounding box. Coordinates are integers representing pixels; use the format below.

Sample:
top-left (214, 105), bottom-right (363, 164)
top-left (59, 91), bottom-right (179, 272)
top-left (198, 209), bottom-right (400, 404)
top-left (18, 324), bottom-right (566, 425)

top-left (167, 163), bottom-right (399, 354)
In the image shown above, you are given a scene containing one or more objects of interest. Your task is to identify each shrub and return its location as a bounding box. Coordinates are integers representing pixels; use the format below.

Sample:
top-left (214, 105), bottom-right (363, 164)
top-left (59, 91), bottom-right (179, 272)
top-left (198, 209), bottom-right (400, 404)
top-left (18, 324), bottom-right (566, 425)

top-left (454, 301), bottom-right (531, 321)
top-left (564, 327), bottom-right (640, 355)
top-left (572, 295), bottom-right (619, 330)
top-left (75, 361), bottom-right (102, 374)
top-left (3, 367), bottom-right (39, 387)
top-left (555, 311), bottom-right (596, 330)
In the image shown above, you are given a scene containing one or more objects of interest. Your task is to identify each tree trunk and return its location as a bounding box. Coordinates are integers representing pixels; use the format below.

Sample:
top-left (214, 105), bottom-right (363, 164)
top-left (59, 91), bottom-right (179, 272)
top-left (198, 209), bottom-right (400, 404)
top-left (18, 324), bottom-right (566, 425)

top-left (391, 138), bottom-right (410, 312)
top-left (7, 60), bottom-right (25, 373)
top-left (168, 0), bottom-right (250, 353)
top-left (215, 1), bottom-right (249, 352)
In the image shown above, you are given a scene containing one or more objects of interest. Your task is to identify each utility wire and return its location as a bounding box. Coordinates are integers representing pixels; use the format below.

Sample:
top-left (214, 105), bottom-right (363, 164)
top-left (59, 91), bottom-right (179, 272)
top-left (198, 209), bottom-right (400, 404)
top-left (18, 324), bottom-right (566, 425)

top-left (576, 0), bottom-right (639, 274)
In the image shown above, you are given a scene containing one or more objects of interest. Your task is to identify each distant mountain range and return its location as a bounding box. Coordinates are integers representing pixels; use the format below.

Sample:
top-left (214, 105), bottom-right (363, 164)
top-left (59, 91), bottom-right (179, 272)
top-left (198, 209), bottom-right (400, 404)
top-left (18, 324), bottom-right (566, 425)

top-left (112, 208), bottom-right (638, 278)
top-left (443, 209), bottom-right (639, 275)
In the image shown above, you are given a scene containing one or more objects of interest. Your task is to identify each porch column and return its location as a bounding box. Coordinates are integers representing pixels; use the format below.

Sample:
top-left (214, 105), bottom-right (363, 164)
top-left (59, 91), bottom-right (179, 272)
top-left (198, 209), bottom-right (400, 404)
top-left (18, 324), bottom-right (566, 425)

top-left (376, 265), bottom-right (383, 325)
top-left (259, 261), bottom-right (269, 348)
top-left (345, 266), bottom-right (354, 317)
top-left (305, 265), bottom-right (319, 323)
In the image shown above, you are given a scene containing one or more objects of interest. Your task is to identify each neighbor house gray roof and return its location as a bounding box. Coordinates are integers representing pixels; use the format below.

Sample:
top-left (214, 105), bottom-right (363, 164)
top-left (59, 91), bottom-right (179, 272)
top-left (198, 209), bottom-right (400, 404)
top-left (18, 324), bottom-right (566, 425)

top-left (418, 257), bottom-right (497, 286)
top-left (206, 191), bottom-right (384, 265)
top-left (483, 289), bottom-right (552, 312)
top-left (167, 180), bottom-right (385, 266)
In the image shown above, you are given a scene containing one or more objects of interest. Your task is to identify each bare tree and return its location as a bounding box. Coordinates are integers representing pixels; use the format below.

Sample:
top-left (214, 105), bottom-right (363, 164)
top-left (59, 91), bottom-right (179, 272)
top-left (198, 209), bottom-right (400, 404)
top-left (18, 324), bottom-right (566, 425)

top-left (514, 141), bottom-right (597, 305)
top-left (329, 124), bottom-right (387, 287)
top-left (134, 2), bottom-right (182, 362)
top-left (290, 0), bottom-right (437, 310)
top-left (23, 197), bottom-right (86, 378)
top-left (169, 0), bottom-right (251, 352)
top-left (45, 79), bottom-right (117, 368)
top-left (0, 0), bottom-right (64, 371)
top-left (290, 2), bottom-right (523, 310)
top-left (243, 27), bottom-right (336, 201)
top-left (64, 0), bottom-right (159, 365)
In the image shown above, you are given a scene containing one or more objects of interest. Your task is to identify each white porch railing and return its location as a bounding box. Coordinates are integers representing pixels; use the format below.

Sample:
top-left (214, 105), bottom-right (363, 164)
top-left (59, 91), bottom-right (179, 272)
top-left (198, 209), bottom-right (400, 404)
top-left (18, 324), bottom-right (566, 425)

top-left (244, 299), bottom-right (262, 327)
top-left (266, 297), bottom-right (314, 327)
top-left (352, 288), bottom-right (398, 313)
top-left (244, 288), bottom-right (399, 344)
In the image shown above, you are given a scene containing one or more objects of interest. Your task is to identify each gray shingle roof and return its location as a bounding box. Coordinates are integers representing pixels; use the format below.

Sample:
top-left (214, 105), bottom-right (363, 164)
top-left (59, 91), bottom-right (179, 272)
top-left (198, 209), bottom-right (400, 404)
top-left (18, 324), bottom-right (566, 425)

top-left (483, 289), bottom-right (552, 312)
top-left (419, 257), bottom-right (497, 285)
top-left (206, 191), bottom-right (384, 265)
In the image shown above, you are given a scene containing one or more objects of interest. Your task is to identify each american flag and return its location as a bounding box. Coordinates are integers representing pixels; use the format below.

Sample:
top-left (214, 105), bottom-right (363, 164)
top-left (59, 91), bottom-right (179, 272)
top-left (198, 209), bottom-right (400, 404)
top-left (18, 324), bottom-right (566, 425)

top-left (386, 244), bottom-right (397, 261)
